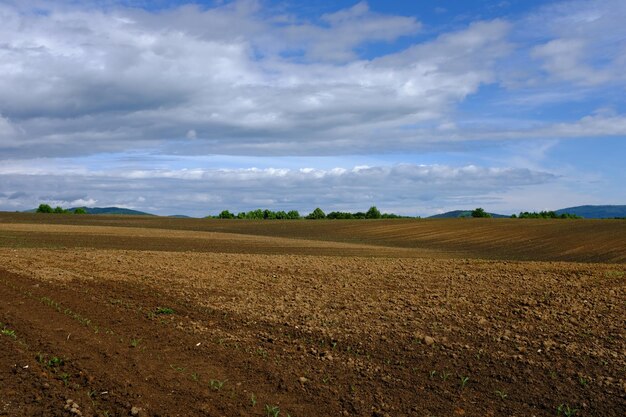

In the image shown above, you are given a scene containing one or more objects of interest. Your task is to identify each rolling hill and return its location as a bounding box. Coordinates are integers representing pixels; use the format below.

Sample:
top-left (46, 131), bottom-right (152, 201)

top-left (555, 205), bottom-right (626, 219)
top-left (428, 210), bottom-right (509, 219)
top-left (70, 207), bottom-right (154, 216)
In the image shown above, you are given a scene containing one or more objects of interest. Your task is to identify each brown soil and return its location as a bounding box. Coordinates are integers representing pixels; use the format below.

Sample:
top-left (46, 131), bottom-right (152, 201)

top-left (0, 213), bottom-right (624, 416)
top-left (1, 212), bottom-right (624, 262)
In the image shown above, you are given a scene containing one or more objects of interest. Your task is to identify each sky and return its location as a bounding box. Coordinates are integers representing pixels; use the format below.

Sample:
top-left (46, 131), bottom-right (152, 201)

top-left (0, 0), bottom-right (625, 217)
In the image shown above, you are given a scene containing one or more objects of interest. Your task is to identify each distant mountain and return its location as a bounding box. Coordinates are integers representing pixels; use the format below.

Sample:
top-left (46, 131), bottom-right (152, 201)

top-left (555, 205), bottom-right (626, 219)
top-left (428, 210), bottom-right (509, 219)
top-left (70, 206), bottom-right (154, 216)
top-left (168, 214), bottom-right (193, 218)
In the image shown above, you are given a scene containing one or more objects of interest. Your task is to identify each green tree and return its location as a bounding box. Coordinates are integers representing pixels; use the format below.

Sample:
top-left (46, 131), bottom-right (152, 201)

top-left (36, 203), bottom-right (53, 213)
top-left (306, 207), bottom-right (326, 219)
top-left (73, 207), bottom-right (87, 214)
top-left (365, 206), bottom-right (382, 219)
top-left (286, 210), bottom-right (301, 220)
top-left (218, 210), bottom-right (235, 219)
top-left (471, 208), bottom-right (491, 218)
top-left (53, 206), bottom-right (67, 214)
top-left (246, 209), bottom-right (264, 219)
top-left (327, 211), bottom-right (353, 219)
top-left (263, 209), bottom-right (277, 220)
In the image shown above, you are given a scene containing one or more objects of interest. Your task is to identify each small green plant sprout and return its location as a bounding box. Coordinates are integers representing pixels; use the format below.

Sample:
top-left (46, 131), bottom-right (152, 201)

top-left (59, 372), bottom-right (70, 385)
top-left (250, 393), bottom-right (257, 407)
top-left (459, 376), bottom-right (469, 389)
top-left (440, 371), bottom-right (451, 381)
top-left (429, 370), bottom-right (437, 379)
top-left (1, 328), bottom-right (16, 339)
top-left (265, 404), bottom-right (280, 417)
top-left (155, 307), bottom-right (175, 315)
top-left (209, 379), bottom-right (225, 391)
top-left (47, 357), bottom-right (64, 368)
top-left (578, 376), bottom-right (588, 387)
top-left (495, 390), bottom-right (508, 399)
top-left (191, 372), bottom-right (199, 382)
top-left (557, 404), bottom-right (578, 416)
top-left (130, 338), bottom-right (141, 348)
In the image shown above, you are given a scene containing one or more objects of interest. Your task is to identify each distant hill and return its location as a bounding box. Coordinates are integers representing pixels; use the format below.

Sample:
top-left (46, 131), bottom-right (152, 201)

top-left (555, 205), bottom-right (626, 219)
top-left (428, 210), bottom-right (509, 219)
top-left (70, 207), bottom-right (154, 216)
top-left (168, 214), bottom-right (193, 218)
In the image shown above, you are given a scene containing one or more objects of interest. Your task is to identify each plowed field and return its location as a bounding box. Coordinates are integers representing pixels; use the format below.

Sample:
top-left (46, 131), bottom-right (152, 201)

top-left (0, 213), bottom-right (624, 416)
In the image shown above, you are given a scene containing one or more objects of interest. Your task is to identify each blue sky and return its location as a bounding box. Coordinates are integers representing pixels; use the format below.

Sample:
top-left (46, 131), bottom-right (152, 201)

top-left (0, 0), bottom-right (624, 216)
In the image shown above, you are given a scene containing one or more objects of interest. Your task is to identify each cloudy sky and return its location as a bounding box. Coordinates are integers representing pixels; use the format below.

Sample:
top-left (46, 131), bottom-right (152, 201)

top-left (1, 0), bottom-right (625, 216)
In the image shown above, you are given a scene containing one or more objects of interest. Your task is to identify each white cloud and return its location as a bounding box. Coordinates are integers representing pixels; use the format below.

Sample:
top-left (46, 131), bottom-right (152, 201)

top-left (2, 1), bottom-right (621, 159)
top-left (522, 0), bottom-right (626, 86)
top-left (531, 38), bottom-right (612, 86)
top-left (282, 2), bottom-right (421, 62)
top-left (542, 111), bottom-right (626, 137)
top-left (0, 161), bottom-right (556, 216)
top-left (0, 2), bottom-right (511, 158)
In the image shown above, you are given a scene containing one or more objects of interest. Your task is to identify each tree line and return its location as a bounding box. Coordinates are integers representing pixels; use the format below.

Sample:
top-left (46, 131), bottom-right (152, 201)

top-left (36, 204), bottom-right (86, 214)
top-left (33, 203), bottom-right (584, 219)
top-left (209, 206), bottom-right (411, 220)
top-left (511, 211), bottom-right (582, 219)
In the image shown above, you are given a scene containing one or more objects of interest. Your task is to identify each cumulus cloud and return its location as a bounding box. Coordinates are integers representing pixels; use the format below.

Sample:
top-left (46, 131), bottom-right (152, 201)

top-left (2, 0), bottom-right (622, 159)
top-left (0, 161), bottom-right (556, 216)
top-left (0, 1), bottom-right (513, 158)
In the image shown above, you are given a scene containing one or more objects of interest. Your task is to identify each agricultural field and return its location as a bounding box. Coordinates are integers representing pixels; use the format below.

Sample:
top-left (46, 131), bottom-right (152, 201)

top-left (0, 213), bottom-right (624, 416)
